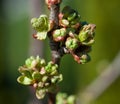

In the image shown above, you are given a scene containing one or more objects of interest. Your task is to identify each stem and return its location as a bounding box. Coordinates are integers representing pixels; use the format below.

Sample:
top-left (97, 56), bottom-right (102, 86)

top-left (48, 3), bottom-right (61, 65)
top-left (47, 2), bottom-right (61, 104)
top-left (48, 92), bottom-right (57, 104)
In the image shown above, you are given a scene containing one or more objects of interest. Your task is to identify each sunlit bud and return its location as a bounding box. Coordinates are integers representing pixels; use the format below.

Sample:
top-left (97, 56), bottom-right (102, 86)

top-left (80, 53), bottom-right (91, 64)
top-left (60, 19), bottom-right (69, 27)
top-left (31, 15), bottom-right (49, 32)
top-left (79, 24), bottom-right (96, 45)
top-left (65, 37), bottom-right (79, 50)
top-left (53, 28), bottom-right (67, 42)
top-left (42, 76), bottom-right (48, 83)
top-left (79, 30), bottom-right (89, 42)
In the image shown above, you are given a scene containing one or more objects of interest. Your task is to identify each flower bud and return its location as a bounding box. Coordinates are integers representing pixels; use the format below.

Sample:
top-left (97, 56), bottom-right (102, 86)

top-left (53, 28), bottom-right (67, 42)
top-left (45, 61), bottom-right (58, 74)
top-left (60, 19), bottom-right (69, 27)
top-left (51, 74), bottom-right (63, 84)
top-left (40, 59), bottom-right (46, 66)
top-left (65, 37), bottom-right (79, 50)
top-left (31, 15), bottom-right (49, 32)
top-left (25, 56), bottom-right (35, 68)
top-left (42, 76), bottom-right (48, 83)
top-left (80, 53), bottom-right (91, 64)
top-left (72, 52), bottom-right (91, 64)
top-left (79, 30), bottom-right (89, 42)
top-left (79, 24), bottom-right (96, 45)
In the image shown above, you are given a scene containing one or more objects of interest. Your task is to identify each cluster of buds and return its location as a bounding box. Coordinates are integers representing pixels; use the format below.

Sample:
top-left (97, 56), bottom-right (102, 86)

top-left (30, 6), bottom-right (96, 64)
top-left (56, 92), bottom-right (76, 104)
top-left (52, 28), bottom-right (67, 42)
top-left (52, 6), bottom-right (96, 64)
top-left (31, 15), bottom-right (49, 40)
top-left (17, 56), bottom-right (63, 99)
top-left (59, 6), bottom-right (81, 28)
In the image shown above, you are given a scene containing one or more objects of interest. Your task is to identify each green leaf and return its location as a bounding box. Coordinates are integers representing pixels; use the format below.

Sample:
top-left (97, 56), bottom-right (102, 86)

top-left (17, 76), bottom-right (33, 85)
top-left (36, 32), bottom-right (47, 40)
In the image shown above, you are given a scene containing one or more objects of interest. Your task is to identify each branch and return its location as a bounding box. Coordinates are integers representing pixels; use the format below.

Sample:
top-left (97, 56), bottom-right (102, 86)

top-left (46, 1), bottom-right (62, 104)
top-left (77, 52), bottom-right (120, 104)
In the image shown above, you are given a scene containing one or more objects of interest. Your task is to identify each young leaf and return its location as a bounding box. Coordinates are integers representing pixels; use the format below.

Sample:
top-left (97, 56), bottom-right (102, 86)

top-left (17, 76), bottom-right (33, 85)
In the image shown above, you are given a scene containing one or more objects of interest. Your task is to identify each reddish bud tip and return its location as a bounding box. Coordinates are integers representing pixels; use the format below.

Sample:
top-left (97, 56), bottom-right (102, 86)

top-left (72, 53), bottom-right (81, 64)
top-left (58, 13), bottom-right (64, 19)
top-left (32, 34), bottom-right (37, 39)
top-left (45, 0), bottom-right (61, 8)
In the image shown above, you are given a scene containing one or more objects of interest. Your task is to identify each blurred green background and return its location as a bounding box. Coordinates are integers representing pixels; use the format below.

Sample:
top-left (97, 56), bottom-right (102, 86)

top-left (0, 0), bottom-right (120, 104)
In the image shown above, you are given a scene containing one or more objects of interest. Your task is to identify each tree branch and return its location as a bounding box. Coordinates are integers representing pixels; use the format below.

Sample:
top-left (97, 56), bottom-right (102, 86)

top-left (77, 52), bottom-right (120, 104)
top-left (47, 1), bottom-right (62, 104)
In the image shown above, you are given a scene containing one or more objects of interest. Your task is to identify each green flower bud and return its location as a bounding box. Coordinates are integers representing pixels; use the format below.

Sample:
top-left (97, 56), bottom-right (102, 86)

top-left (65, 37), bottom-right (79, 50)
top-left (51, 74), bottom-right (63, 84)
top-left (61, 6), bottom-right (81, 29)
top-left (60, 19), bottom-right (69, 27)
top-left (40, 59), bottom-right (46, 66)
top-left (38, 81), bottom-right (44, 88)
top-left (80, 53), bottom-right (91, 64)
top-left (31, 15), bottom-right (49, 32)
top-left (25, 56), bottom-right (41, 69)
top-left (45, 61), bottom-right (58, 74)
top-left (42, 76), bottom-right (48, 83)
top-left (56, 92), bottom-right (75, 104)
top-left (79, 30), bottom-right (89, 42)
top-left (25, 56), bottom-right (35, 68)
top-left (53, 28), bottom-right (67, 42)
top-left (79, 24), bottom-right (96, 44)
top-left (31, 15), bottom-right (49, 40)
top-left (35, 31), bottom-right (47, 40)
